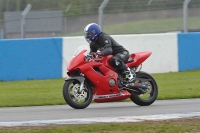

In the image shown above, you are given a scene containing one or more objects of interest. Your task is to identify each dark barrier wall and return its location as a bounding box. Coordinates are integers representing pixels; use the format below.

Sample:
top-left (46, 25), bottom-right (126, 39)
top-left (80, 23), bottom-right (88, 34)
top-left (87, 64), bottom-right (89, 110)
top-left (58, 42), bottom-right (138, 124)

top-left (0, 38), bottom-right (62, 81)
top-left (178, 33), bottom-right (200, 71)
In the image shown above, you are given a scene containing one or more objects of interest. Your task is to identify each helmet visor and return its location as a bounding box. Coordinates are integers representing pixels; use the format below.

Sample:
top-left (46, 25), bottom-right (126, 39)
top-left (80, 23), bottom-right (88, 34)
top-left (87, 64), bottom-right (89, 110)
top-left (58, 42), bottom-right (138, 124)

top-left (84, 32), bottom-right (93, 39)
top-left (84, 30), bottom-right (95, 39)
top-left (84, 32), bottom-right (92, 44)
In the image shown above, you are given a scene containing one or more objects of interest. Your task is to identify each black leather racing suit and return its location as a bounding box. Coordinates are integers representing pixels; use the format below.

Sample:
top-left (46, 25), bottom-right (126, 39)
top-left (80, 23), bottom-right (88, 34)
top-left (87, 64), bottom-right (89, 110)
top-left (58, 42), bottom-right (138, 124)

top-left (90, 32), bottom-right (130, 73)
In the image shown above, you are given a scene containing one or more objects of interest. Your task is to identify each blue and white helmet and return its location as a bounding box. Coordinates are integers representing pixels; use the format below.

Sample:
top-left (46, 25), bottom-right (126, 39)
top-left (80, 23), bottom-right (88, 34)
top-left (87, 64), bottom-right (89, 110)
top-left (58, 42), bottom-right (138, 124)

top-left (84, 23), bottom-right (101, 44)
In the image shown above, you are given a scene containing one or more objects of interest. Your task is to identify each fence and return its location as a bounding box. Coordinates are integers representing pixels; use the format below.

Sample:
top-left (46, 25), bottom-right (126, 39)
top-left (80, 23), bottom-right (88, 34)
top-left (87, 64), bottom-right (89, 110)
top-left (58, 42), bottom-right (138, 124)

top-left (0, 0), bottom-right (200, 39)
top-left (0, 29), bottom-right (3, 39)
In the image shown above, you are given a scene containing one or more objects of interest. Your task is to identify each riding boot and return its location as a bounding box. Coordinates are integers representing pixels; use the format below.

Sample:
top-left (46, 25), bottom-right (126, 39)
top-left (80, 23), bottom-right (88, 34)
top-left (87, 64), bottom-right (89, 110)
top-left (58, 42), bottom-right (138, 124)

top-left (122, 67), bottom-right (136, 83)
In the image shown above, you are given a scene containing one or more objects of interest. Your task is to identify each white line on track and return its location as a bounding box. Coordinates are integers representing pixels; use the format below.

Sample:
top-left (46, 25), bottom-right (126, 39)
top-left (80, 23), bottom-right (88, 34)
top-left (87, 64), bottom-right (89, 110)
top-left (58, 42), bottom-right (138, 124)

top-left (0, 112), bottom-right (200, 127)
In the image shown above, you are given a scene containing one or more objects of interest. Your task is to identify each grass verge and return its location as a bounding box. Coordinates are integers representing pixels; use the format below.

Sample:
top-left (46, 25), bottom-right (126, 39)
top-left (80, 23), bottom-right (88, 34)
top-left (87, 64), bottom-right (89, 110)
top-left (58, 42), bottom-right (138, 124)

top-left (0, 70), bottom-right (200, 107)
top-left (0, 117), bottom-right (200, 133)
top-left (68, 17), bottom-right (200, 36)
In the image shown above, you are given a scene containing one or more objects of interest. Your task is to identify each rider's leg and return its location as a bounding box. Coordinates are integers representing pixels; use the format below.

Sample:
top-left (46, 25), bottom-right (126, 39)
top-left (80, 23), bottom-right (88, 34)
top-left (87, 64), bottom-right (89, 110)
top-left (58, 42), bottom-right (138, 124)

top-left (109, 51), bottom-right (135, 82)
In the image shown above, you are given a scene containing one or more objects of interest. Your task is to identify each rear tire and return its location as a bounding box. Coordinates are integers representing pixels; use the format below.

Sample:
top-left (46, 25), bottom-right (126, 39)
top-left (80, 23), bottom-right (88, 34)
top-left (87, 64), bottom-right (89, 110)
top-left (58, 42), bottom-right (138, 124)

top-left (130, 71), bottom-right (158, 106)
top-left (63, 79), bottom-right (93, 109)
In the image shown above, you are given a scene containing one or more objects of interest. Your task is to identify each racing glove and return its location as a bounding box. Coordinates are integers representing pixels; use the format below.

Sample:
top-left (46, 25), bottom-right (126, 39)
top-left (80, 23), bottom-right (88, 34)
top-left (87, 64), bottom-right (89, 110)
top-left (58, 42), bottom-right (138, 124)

top-left (96, 51), bottom-right (104, 56)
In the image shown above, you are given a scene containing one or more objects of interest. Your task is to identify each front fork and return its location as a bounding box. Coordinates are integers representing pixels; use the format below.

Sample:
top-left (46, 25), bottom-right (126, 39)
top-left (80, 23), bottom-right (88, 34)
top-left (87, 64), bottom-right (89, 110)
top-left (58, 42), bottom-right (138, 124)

top-left (78, 81), bottom-right (84, 93)
top-left (65, 76), bottom-right (85, 93)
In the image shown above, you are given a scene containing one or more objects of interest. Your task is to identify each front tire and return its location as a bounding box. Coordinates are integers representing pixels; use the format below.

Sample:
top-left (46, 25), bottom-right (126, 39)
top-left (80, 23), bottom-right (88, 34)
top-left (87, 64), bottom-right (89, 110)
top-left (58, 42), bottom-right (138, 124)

top-left (63, 79), bottom-right (93, 109)
top-left (129, 71), bottom-right (158, 106)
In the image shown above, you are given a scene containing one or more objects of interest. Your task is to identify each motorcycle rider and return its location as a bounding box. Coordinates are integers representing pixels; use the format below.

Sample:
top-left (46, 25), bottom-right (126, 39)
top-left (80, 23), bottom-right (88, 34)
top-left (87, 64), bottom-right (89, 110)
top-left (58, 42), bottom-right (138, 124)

top-left (84, 23), bottom-right (135, 83)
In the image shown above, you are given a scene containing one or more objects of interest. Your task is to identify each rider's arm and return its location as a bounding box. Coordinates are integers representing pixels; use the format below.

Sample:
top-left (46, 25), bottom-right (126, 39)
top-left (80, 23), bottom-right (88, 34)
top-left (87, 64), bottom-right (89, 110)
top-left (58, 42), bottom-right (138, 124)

top-left (100, 37), bottom-right (112, 56)
top-left (89, 42), bottom-right (97, 53)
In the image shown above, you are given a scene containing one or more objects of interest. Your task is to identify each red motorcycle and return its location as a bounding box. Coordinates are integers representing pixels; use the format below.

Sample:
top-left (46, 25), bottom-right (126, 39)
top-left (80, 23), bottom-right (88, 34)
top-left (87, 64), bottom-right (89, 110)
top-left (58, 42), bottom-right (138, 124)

top-left (63, 45), bottom-right (158, 109)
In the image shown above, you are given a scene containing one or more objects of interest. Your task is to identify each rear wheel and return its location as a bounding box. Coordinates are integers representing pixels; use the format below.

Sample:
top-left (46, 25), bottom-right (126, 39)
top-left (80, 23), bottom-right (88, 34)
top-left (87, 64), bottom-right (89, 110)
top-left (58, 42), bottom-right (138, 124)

top-left (129, 71), bottom-right (158, 106)
top-left (63, 79), bottom-right (93, 109)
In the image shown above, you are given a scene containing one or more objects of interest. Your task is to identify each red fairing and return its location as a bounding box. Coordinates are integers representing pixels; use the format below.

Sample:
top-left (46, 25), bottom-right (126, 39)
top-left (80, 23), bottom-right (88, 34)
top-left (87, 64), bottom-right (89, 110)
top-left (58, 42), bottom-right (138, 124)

top-left (67, 50), bottom-right (151, 103)
top-left (93, 90), bottom-right (131, 103)
top-left (67, 50), bottom-right (87, 71)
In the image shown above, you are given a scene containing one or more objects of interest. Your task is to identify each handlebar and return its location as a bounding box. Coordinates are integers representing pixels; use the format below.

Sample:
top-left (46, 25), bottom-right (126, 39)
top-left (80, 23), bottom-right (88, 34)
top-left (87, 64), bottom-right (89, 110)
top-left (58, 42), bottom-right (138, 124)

top-left (84, 53), bottom-right (102, 62)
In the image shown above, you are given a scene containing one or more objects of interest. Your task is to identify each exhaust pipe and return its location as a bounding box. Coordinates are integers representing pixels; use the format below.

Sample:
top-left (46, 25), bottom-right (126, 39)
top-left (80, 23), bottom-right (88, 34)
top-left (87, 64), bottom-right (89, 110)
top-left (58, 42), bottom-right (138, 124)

top-left (126, 83), bottom-right (148, 93)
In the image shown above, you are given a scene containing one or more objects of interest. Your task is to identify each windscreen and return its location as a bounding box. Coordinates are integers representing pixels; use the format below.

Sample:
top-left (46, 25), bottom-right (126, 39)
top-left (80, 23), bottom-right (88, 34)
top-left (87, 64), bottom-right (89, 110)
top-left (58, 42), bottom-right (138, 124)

top-left (71, 45), bottom-right (90, 59)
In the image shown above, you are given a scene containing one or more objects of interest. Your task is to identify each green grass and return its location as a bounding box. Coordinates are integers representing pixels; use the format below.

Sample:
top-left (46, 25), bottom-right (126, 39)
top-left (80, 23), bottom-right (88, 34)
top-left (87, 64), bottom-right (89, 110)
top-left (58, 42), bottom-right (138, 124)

top-left (69, 17), bottom-right (200, 36)
top-left (0, 79), bottom-right (65, 107)
top-left (153, 70), bottom-right (200, 100)
top-left (0, 117), bottom-right (200, 133)
top-left (0, 70), bottom-right (200, 107)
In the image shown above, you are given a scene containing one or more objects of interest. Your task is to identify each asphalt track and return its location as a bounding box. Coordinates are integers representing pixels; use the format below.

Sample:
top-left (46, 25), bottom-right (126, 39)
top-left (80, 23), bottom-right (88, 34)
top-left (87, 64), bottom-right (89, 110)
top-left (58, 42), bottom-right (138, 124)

top-left (0, 99), bottom-right (200, 126)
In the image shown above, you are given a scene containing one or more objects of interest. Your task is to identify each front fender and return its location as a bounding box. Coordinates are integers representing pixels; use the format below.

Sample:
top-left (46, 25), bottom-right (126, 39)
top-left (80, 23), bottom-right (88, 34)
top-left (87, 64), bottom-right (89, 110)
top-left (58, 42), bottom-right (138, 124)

top-left (65, 76), bottom-right (85, 83)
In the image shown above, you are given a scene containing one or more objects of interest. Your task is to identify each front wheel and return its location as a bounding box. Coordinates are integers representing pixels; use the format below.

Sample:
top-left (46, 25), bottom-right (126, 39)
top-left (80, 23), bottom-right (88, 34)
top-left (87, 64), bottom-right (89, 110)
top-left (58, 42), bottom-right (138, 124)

top-left (129, 71), bottom-right (158, 106)
top-left (63, 79), bottom-right (93, 109)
